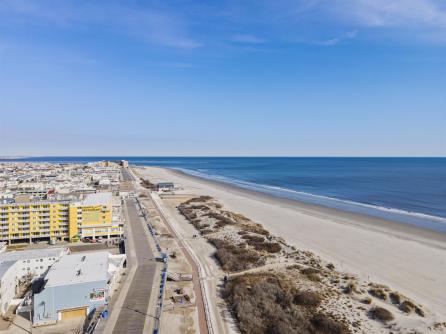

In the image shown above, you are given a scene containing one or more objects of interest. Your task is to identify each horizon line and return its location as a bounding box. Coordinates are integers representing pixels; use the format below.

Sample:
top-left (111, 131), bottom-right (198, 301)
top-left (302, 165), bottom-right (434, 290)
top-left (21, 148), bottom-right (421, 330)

top-left (1, 155), bottom-right (445, 159)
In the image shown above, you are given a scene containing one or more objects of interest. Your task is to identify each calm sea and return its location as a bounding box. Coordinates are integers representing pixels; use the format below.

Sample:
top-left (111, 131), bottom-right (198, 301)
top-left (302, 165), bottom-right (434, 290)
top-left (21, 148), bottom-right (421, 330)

top-left (2, 157), bottom-right (446, 233)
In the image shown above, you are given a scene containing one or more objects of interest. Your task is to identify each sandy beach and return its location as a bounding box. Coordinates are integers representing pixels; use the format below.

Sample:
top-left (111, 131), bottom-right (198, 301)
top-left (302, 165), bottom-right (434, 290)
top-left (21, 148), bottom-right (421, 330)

top-left (137, 166), bottom-right (446, 323)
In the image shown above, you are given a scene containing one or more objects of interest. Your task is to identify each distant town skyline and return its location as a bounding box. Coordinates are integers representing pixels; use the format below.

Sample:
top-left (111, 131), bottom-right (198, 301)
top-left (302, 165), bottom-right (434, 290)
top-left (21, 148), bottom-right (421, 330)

top-left (0, 0), bottom-right (445, 156)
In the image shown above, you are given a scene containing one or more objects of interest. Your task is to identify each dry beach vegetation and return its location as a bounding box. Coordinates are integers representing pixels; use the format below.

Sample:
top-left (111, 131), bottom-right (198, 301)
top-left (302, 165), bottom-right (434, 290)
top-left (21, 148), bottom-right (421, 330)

top-left (177, 195), bottom-right (438, 334)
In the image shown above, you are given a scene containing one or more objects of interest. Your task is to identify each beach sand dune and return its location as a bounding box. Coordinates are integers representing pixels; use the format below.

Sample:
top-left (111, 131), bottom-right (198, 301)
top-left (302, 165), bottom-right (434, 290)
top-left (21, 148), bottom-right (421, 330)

top-left (138, 166), bottom-right (446, 322)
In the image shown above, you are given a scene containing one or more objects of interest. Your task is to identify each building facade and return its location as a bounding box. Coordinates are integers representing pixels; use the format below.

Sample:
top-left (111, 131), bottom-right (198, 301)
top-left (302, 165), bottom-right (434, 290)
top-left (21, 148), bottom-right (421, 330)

top-left (156, 182), bottom-right (175, 192)
top-left (0, 193), bottom-right (122, 243)
top-left (33, 251), bottom-right (125, 326)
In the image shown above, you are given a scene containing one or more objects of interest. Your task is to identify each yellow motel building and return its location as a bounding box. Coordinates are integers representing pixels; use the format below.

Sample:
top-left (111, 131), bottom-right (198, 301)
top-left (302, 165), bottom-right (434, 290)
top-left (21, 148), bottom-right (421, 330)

top-left (0, 193), bottom-right (122, 243)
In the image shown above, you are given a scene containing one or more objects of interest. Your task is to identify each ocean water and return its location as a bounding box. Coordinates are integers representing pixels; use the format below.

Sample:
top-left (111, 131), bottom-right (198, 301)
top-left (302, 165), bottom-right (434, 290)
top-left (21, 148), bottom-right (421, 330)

top-left (3, 157), bottom-right (446, 233)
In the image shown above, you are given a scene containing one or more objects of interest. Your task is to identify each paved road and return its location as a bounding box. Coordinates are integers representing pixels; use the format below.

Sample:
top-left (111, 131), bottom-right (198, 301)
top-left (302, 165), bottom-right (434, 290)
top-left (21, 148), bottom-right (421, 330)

top-left (112, 199), bottom-right (157, 334)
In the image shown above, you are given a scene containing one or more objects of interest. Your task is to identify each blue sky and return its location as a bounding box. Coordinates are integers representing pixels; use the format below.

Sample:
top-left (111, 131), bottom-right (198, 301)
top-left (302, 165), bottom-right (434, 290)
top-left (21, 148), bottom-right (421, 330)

top-left (0, 0), bottom-right (445, 156)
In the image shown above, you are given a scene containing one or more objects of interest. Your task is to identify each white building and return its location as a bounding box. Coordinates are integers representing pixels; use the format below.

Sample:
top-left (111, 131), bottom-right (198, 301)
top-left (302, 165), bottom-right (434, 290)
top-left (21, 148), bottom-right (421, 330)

top-left (156, 182), bottom-right (175, 192)
top-left (33, 251), bottom-right (125, 326)
top-left (0, 248), bottom-right (69, 315)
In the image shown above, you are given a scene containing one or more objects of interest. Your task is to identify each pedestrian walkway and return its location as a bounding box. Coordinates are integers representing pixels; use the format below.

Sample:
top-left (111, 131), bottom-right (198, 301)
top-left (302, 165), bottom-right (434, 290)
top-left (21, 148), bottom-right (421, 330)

top-left (111, 199), bottom-right (158, 334)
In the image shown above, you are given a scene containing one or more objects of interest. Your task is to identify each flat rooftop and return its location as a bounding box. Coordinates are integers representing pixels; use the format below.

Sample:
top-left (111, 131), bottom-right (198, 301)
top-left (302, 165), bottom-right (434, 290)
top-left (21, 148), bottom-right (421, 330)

top-left (81, 192), bottom-right (112, 206)
top-left (0, 261), bottom-right (16, 278)
top-left (44, 251), bottom-right (111, 287)
top-left (0, 247), bottom-right (67, 263)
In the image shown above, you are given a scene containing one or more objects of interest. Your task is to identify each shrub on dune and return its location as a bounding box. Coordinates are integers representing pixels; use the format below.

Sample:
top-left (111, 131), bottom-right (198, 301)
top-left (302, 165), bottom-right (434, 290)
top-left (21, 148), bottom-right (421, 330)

top-left (389, 292), bottom-right (401, 304)
top-left (368, 288), bottom-right (387, 300)
top-left (369, 307), bottom-right (394, 323)
top-left (311, 314), bottom-right (350, 334)
top-left (293, 290), bottom-right (322, 307)
top-left (224, 273), bottom-right (350, 334)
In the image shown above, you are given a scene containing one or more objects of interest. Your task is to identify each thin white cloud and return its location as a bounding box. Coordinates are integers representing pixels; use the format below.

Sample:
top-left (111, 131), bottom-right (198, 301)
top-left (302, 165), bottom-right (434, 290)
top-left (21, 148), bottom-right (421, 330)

top-left (321, 0), bottom-right (446, 43)
top-left (2, 0), bottom-right (446, 48)
top-left (318, 30), bottom-right (358, 46)
top-left (0, 0), bottom-right (203, 49)
top-left (328, 0), bottom-right (446, 29)
top-left (120, 10), bottom-right (203, 49)
top-left (217, 0), bottom-right (446, 44)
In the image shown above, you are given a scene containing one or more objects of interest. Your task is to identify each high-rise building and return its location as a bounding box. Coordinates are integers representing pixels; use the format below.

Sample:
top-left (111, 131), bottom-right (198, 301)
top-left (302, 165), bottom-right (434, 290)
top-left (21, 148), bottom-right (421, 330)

top-left (0, 193), bottom-right (122, 243)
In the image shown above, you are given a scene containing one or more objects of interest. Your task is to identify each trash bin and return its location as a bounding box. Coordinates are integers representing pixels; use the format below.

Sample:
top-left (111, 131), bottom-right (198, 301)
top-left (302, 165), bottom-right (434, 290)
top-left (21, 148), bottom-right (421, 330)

top-left (101, 310), bottom-right (109, 319)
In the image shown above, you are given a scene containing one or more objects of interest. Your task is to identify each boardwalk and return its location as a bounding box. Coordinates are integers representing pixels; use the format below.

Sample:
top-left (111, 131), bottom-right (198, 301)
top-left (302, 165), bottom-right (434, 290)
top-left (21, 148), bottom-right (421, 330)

top-left (111, 199), bottom-right (158, 334)
top-left (121, 168), bottom-right (135, 181)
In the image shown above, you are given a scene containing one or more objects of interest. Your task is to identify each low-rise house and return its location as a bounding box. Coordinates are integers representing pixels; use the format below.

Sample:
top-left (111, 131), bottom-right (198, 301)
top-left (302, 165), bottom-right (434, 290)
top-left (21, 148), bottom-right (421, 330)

top-left (156, 182), bottom-right (174, 192)
top-left (33, 251), bottom-right (125, 326)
